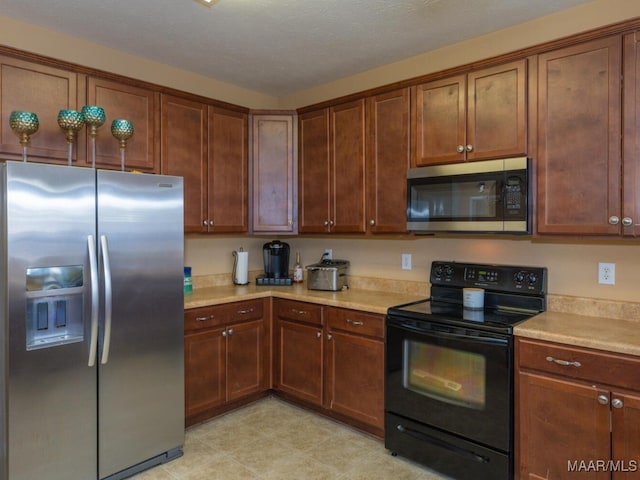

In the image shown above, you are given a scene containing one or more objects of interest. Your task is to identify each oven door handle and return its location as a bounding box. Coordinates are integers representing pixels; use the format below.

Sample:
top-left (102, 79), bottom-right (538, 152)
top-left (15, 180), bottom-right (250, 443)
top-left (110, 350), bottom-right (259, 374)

top-left (395, 423), bottom-right (489, 464)
top-left (390, 321), bottom-right (508, 345)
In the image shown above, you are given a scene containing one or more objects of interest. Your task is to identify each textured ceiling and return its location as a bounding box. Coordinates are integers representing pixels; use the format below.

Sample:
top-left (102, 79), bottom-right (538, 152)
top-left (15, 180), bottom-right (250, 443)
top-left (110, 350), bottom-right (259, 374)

top-left (0, 0), bottom-right (593, 96)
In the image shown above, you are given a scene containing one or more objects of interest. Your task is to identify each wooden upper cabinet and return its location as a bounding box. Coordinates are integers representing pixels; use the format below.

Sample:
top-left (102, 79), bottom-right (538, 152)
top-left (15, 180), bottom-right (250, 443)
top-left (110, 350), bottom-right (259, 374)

top-left (366, 88), bottom-right (410, 234)
top-left (299, 108), bottom-right (331, 233)
top-left (86, 77), bottom-right (159, 172)
top-left (536, 36), bottom-right (622, 235)
top-left (299, 101), bottom-right (366, 234)
top-left (330, 99), bottom-right (366, 233)
top-left (413, 59), bottom-right (527, 166)
top-left (623, 32), bottom-right (640, 237)
top-left (414, 74), bottom-right (466, 165)
top-left (161, 94), bottom-right (207, 233)
top-left (207, 106), bottom-right (248, 233)
top-left (251, 113), bottom-right (296, 233)
top-left (0, 55), bottom-right (84, 164)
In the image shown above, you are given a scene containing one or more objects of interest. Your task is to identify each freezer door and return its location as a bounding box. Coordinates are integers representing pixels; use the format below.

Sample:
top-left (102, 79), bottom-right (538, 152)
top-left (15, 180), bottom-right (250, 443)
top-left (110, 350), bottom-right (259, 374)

top-left (96, 170), bottom-right (184, 479)
top-left (3, 162), bottom-right (97, 480)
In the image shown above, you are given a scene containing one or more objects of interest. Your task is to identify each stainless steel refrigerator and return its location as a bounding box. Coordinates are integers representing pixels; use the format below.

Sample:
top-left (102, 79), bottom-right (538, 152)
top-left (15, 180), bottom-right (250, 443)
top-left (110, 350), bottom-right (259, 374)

top-left (0, 161), bottom-right (185, 480)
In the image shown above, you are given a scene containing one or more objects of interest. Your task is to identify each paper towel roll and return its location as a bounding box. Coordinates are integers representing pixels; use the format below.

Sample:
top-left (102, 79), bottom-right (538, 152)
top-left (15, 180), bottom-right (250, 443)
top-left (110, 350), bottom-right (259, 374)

top-left (233, 250), bottom-right (249, 285)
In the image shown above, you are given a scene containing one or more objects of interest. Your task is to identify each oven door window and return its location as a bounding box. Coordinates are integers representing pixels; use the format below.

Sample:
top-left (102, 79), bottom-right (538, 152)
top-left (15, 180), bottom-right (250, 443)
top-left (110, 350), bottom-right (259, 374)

top-left (403, 340), bottom-right (485, 410)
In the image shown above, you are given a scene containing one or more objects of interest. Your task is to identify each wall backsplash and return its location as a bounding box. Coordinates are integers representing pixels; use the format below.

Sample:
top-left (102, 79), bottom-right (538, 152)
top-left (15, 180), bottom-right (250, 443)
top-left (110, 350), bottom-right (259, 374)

top-left (185, 235), bottom-right (640, 303)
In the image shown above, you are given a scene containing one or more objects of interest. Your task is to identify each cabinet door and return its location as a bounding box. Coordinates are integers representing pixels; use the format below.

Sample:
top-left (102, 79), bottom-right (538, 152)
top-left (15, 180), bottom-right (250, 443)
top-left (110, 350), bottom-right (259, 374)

top-left (161, 94), bottom-right (207, 233)
top-left (86, 77), bottom-right (159, 172)
top-left (330, 99), bottom-right (366, 233)
top-left (537, 36), bottom-right (622, 235)
top-left (467, 59), bottom-right (527, 161)
top-left (611, 391), bottom-right (640, 479)
top-left (518, 371), bottom-right (611, 480)
top-left (251, 114), bottom-right (296, 233)
top-left (414, 75), bottom-right (466, 166)
top-left (0, 55), bottom-right (83, 163)
top-left (226, 319), bottom-right (265, 402)
top-left (184, 327), bottom-right (226, 418)
top-left (325, 330), bottom-right (384, 430)
top-left (275, 319), bottom-right (323, 406)
top-left (623, 32), bottom-right (640, 237)
top-left (299, 109), bottom-right (331, 233)
top-left (366, 88), bottom-right (410, 234)
top-left (208, 106), bottom-right (248, 233)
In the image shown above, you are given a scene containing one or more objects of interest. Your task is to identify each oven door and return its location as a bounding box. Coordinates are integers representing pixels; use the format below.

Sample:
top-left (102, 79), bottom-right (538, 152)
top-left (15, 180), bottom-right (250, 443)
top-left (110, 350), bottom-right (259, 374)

top-left (385, 318), bottom-right (513, 452)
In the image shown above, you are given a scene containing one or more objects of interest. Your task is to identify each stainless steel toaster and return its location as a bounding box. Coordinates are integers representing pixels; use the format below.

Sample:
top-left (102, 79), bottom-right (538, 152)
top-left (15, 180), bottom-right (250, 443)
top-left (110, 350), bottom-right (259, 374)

top-left (305, 259), bottom-right (350, 291)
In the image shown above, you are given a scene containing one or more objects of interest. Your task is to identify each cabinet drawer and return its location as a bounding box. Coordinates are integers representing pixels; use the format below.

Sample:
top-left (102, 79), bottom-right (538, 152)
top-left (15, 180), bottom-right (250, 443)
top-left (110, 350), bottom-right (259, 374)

top-left (275, 299), bottom-right (323, 326)
top-left (222, 298), bottom-right (264, 324)
top-left (185, 299), bottom-right (263, 331)
top-left (327, 308), bottom-right (384, 339)
top-left (185, 305), bottom-right (224, 331)
top-left (517, 338), bottom-right (640, 390)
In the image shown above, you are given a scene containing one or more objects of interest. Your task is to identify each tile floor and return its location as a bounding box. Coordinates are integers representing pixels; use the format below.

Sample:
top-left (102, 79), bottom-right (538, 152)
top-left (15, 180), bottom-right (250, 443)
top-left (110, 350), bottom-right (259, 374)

top-left (131, 396), bottom-right (450, 480)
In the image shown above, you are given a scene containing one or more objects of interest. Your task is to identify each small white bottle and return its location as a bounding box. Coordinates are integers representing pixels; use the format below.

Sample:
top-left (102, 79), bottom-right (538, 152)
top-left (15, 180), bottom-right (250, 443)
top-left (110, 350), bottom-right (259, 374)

top-left (293, 252), bottom-right (303, 283)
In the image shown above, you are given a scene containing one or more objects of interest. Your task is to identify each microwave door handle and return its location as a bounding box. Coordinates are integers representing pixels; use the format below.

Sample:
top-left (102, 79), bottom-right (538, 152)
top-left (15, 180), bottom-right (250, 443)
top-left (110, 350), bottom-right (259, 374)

top-left (87, 235), bottom-right (99, 367)
top-left (100, 235), bottom-right (113, 365)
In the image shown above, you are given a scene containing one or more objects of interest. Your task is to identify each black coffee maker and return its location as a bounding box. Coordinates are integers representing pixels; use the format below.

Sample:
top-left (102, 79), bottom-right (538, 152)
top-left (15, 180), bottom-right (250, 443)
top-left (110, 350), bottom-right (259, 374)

top-left (256, 241), bottom-right (292, 285)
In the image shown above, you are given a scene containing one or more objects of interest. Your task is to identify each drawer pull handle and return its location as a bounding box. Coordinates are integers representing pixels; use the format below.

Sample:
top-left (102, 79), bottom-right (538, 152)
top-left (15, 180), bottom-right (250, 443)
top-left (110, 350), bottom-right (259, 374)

top-left (237, 308), bottom-right (254, 315)
top-left (346, 319), bottom-right (364, 326)
top-left (546, 356), bottom-right (581, 367)
top-left (292, 309), bottom-right (307, 315)
top-left (196, 315), bottom-right (215, 322)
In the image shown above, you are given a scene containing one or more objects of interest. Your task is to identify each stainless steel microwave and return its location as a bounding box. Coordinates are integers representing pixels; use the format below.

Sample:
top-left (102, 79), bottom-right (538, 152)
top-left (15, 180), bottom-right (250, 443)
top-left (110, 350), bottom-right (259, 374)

top-left (407, 157), bottom-right (530, 234)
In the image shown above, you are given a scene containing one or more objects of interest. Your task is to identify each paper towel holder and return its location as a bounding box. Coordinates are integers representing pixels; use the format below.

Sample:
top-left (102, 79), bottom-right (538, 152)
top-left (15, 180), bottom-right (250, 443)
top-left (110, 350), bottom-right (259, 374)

top-left (232, 247), bottom-right (249, 285)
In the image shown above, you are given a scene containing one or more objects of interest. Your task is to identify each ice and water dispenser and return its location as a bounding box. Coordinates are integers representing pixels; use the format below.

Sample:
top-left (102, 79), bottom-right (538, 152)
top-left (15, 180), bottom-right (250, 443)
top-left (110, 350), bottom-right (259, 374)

top-left (25, 265), bottom-right (84, 350)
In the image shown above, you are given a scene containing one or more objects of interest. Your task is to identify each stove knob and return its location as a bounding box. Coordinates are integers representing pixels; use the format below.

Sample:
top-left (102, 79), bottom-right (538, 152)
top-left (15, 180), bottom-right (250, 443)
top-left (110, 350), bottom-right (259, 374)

top-left (514, 271), bottom-right (526, 284)
top-left (528, 272), bottom-right (538, 285)
top-left (433, 265), bottom-right (444, 278)
top-left (444, 265), bottom-right (454, 277)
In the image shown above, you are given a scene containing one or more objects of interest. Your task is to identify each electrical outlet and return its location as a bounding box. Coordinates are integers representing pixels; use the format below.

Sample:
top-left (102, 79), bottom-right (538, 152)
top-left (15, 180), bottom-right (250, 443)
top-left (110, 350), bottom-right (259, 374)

top-left (324, 249), bottom-right (333, 260)
top-left (402, 254), bottom-right (412, 270)
top-left (598, 262), bottom-right (615, 285)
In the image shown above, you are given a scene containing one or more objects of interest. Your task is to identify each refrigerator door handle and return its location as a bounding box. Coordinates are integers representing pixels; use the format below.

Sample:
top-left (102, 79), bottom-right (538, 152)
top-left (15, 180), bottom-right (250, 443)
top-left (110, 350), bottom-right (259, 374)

top-left (88, 235), bottom-right (99, 367)
top-left (100, 235), bottom-right (113, 365)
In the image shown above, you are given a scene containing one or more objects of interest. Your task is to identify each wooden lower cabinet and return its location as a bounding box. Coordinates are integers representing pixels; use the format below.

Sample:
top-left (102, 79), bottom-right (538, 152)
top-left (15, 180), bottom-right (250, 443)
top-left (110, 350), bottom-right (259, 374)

top-left (325, 307), bottom-right (384, 431)
top-left (273, 299), bottom-right (385, 435)
top-left (516, 338), bottom-right (640, 480)
top-left (273, 299), bottom-right (324, 405)
top-left (184, 299), bottom-right (268, 425)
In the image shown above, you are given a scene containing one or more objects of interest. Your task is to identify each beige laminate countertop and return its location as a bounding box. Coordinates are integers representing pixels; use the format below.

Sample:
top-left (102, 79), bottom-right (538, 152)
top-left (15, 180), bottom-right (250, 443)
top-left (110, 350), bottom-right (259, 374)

top-left (515, 311), bottom-right (640, 357)
top-left (184, 283), bottom-right (425, 315)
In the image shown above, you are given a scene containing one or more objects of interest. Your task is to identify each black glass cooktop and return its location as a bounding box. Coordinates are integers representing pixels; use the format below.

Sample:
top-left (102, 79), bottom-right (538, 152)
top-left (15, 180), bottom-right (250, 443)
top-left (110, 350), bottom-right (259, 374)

top-left (387, 298), bottom-right (538, 334)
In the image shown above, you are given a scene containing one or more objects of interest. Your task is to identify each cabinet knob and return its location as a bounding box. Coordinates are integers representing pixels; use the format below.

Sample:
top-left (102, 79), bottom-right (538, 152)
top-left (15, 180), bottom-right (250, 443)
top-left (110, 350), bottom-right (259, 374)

top-left (466, 144), bottom-right (473, 152)
top-left (456, 145), bottom-right (465, 153)
top-left (203, 220), bottom-right (209, 226)
top-left (222, 330), bottom-right (227, 337)
top-left (612, 398), bottom-right (624, 409)
top-left (288, 219), bottom-right (293, 226)
top-left (622, 217), bottom-right (633, 227)
top-left (609, 216), bottom-right (620, 225)
top-left (316, 331), bottom-right (322, 339)
top-left (369, 219), bottom-right (376, 226)
top-left (597, 394), bottom-right (609, 405)
top-left (326, 334), bottom-right (332, 340)
top-left (329, 220), bottom-right (334, 227)
top-left (227, 328), bottom-right (234, 335)
top-left (324, 220), bottom-right (329, 226)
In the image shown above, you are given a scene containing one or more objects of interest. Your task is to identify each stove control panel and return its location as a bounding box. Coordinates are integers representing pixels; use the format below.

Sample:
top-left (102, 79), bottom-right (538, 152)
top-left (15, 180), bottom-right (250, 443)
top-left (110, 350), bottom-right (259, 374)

top-left (431, 261), bottom-right (547, 295)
